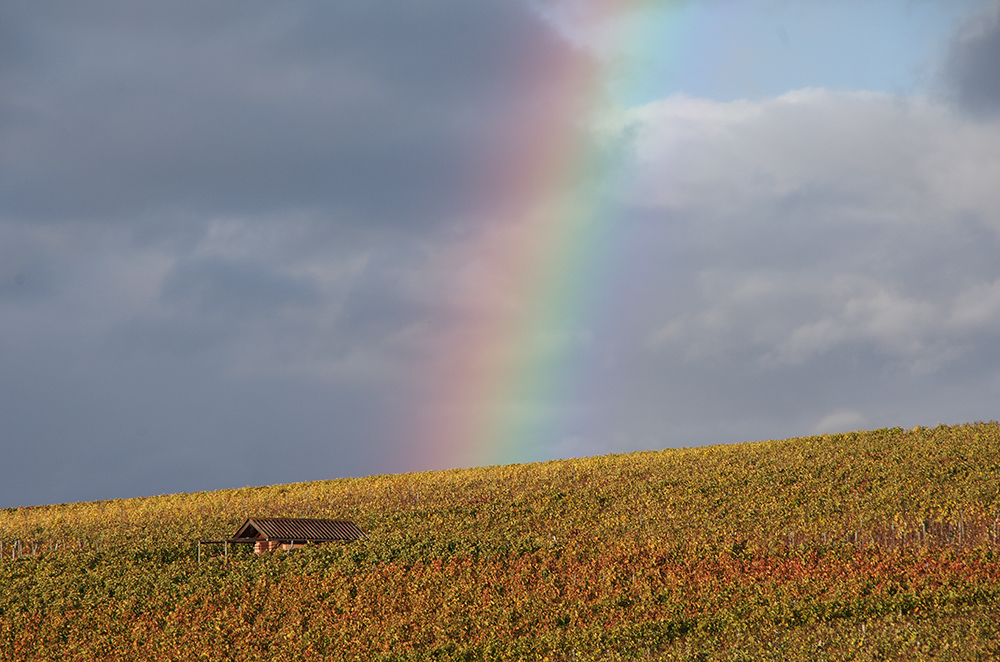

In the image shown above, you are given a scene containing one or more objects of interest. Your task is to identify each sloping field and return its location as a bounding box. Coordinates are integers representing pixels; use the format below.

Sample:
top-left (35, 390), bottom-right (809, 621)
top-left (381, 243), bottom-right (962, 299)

top-left (2, 423), bottom-right (999, 660)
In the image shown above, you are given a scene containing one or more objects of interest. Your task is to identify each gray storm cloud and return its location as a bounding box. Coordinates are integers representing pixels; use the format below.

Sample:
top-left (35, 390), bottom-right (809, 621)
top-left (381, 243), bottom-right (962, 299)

top-left (0, 0), bottom-right (582, 506)
top-left (1, 1), bottom-right (999, 507)
top-left (943, 0), bottom-right (1000, 118)
top-left (0, 1), bottom-right (574, 225)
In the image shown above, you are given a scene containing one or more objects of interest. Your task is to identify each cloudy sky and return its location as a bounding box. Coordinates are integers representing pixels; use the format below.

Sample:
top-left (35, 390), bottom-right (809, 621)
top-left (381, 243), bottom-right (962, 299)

top-left (2, 0), bottom-right (999, 507)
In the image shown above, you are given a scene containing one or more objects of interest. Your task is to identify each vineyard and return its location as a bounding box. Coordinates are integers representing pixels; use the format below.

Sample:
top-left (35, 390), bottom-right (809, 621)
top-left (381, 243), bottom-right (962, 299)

top-left (2, 423), bottom-right (1000, 660)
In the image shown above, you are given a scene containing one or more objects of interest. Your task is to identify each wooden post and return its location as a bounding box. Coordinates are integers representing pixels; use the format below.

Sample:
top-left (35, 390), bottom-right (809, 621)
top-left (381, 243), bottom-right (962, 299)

top-left (198, 541), bottom-right (202, 565)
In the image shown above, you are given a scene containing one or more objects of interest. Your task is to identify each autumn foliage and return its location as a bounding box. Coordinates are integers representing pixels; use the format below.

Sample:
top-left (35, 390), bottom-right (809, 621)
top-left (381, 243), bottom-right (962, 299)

top-left (2, 423), bottom-right (1000, 660)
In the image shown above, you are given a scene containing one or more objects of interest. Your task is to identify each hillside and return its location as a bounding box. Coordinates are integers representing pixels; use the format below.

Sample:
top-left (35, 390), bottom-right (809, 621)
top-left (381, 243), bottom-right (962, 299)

top-left (2, 423), bottom-right (1000, 660)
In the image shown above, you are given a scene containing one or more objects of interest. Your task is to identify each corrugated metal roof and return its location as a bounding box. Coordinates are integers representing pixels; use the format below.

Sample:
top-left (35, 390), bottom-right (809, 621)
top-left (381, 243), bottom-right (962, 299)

top-left (232, 517), bottom-right (367, 541)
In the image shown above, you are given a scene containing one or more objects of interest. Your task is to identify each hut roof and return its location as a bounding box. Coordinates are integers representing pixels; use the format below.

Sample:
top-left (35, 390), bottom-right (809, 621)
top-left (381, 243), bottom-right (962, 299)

top-left (232, 517), bottom-right (367, 542)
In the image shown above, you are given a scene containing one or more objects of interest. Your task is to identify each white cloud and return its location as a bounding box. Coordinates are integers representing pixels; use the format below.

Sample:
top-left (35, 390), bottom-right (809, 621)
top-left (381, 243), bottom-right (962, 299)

top-left (624, 90), bottom-right (1000, 223)
top-left (631, 89), bottom-right (1000, 374)
top-left (771, 279), bottom-right (946, 371)
top-left (812, 409), bottom-right (869, 436)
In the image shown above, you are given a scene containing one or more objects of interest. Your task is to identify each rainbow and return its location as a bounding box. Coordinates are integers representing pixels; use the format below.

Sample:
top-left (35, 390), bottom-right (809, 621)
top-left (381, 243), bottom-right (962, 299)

top-left (410, 3), bottom-right (685, 470)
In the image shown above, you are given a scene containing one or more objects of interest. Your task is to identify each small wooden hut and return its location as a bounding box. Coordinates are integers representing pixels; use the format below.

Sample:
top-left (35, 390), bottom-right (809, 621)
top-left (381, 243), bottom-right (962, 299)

top-left (198, 517), bottom-right (367, 562)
